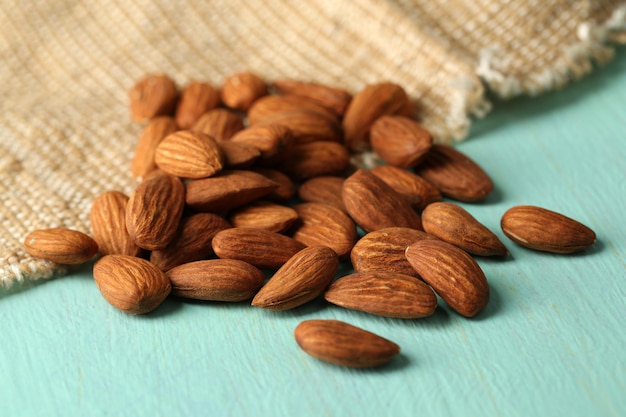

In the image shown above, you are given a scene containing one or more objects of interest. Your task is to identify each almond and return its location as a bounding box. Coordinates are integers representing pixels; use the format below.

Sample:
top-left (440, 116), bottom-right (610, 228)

top-left (150, 213), bottom-right (231, 271)
top-left (212, 228), bottom-right (306, 269)
top-left (166, 259), bottom-right (265, 302)
top-left (276, 141), bottom-right (351, 181)
top-left (291, 202), bottom-right (356, 258)
top-left (220, 72), bottom-right (268, 111)
top-left (229, 200), bottom-right (298, 233)
top-left (154, 130), bottom-right (224, 179)
top-left (422, 202), bottom-right (508, 256)
top-left (342, 82), bottom-right (413, 151)
top-left (175, 81), bottom-right (221, 129)
top-left (229, 124), bottom-right (293, 160)
top-left (23, 228), bottom-right (98, 265)
top-left (218, 140), bottom-right (261, 169)
top-left (251, 245), bottom-right (338, 310)
top-left (324, 271), bottom-right (437, 319)
top-left (90, 190), bottom-right (142, 257)
top-left (126, 171), bottom-right (185, 250)
top-left (247, 94), bottom-right (339, 125)
top-left (93, 254), bottom-right (171, 314)
top-left (342, 169), bottom-right (422, 232)
top-left (251, 168), bottom-right (296, 203)
top-left (370, 115), bottom-right (433, 168)
top-left (254, 109), bottom-right (342, 144)
top-left (297, 176), bottom-right (346, 212)
top-left (129, 74), bottom-right (178, 122)
top-left (191, 108), bottom-right (245, 141)
top-left (370, 165), bottom-right (442, 211)
top-left (131, 116), bottom-right (179, 179)
top-left (185, 170), bottom-right (279, 212)
top-left (405, 239), bottom-right (489, 317)
top-left (350, 227), bottom-right (435, 277)
top-left (272, 79), bottom-right (352, 117)
top-left (294, 319), bottom-right (400, 368)
top-left (414, 144), bottom-right (493, 202)
top-left (501, 205), bottom-right (596, 253)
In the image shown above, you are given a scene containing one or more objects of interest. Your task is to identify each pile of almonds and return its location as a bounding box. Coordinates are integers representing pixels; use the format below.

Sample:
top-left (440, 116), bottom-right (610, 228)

top-left (23, 72), bottom-right (597, 368)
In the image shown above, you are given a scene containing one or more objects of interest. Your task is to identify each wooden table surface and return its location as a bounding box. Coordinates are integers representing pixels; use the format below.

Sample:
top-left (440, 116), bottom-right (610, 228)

top-left (2, 49), bottom-right (625, 417)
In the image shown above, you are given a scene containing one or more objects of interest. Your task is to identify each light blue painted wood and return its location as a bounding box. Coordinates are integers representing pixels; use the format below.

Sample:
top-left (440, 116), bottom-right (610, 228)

top-left (2, 49), bottom-right (625, 417)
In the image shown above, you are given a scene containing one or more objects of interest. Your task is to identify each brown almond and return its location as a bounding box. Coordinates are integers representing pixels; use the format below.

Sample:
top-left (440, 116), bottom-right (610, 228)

top-left (218, 140), bottom-right (261, 169)
top-left (185, 170), bottom-right (278, 212)
top-left (150, 213), bottom-right (231, 271)
top-left (229, 201), bottom-right (298, 233)
top-left (229, 124), bottom-right (293, 160)
top-left (90, 191), bottom-right (142, 257)
top-left (175, 81), bottom-right (221, 129)
top-left (414, 144), bottom-right (493, 202)
top-left (422, 202), bottom-right (508, 256)
top-left (166, 259), bottom-right (265, 302)
top-left (342, 82), bottom-right (413, 151)
top-left (324, 271), bottom-right (437, 319)
top-left (93, 254), bottom-right (171, 314)
top-left (251, 168), bottom-right (296, 203)
top-left (405, 239), bottom-right (489, 317)
top-left (342, 169), bottom-right (422, 232)
top-left (276, 141), bottom-right (351, 181)
top-left (370, 115), bottom-right (433, 168)
top-left (272, 79), bottom-right (352, 117)
top-left (23, 228), bottom-right (98, 265)
top-left (154, 130), bottom-right (224, 179)
top-left (350, 227), bottom-right (435, 277)
top-left (131, 116), bottom-right (179, 179)
top-left (254, 109), bottom-right (343, 144)
top-left (247, 94), bottom-right (339, 125)
top-left (212, 228), bottom-right (306, 269)
top-left (251, 246), bottom-right (338, 310)
top-left (220, 72), bottom-right (267, 111)
top-left (191, 108), bottom-right (245, 141)
top-left (294, 319), bottom-right (400, 368)
top-left (129, 74), bottom-right (178, 122)
top-left (297, 176), bottom-right (346, 212)
top-left (501, 205), bottom-right (596, 253)
top-left (126, 172), bottom-right (185, 250)
top-left (291, 203), bottom-right (356, 258)
top-left (370, 165), bottom-right (442, 211)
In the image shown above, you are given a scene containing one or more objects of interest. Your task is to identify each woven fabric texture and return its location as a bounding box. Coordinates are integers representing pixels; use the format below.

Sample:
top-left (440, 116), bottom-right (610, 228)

top-left (1, 0), bottom-right (625, 287)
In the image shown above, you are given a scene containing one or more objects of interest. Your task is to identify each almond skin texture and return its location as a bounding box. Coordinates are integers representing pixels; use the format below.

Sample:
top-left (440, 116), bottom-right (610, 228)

top-left (220, 72), bottom-right (267, 111)
top-left (93, 254), bottom-right (171, 314)
top-left (370, 115), bottom-right (433, 168)
top-left (166, 259), bottom-right (265, 302)
top-left (252, 168), bottom-right (296, 203)
top-left (191, 108), bottom-right (245, 141)
top-left (501, 205), bottom-right (596, 254)
top-left (298, 176), bottom-right (346, 212)
top-left (131, 116), bottom-right (179, 179)
top-left (342, 82), bottom-right (413, 151)
top-left (370, 165), bottom-right (442, 211)
top-left (276, 141), bottom-right (351, 181)
top-left (90, 190), bottom-right (142, 257)
top-left (405, 239), bottom-right (490, 317)
top-left (294, 319), bottom-right (400, 368)
top-left (154, 130), bottom-right (224, 179)
top-left (422, 202), bottom-right (508, 256)
top-left (150, 213), bottom-right (231, 271)
top-left (414, 144), bottom-right (493, 202)
top-left (325, 271), bottom-right (437, 319)
top-left (218, 140), bottom-right (261, 169)
top-left (272, 79), bottom-right (352, 117)
top-left (229, 201), bottom-right (298, 233)
top-left (350, 227), bottom-right (435, 277)
top-left (175, 81), bottom-right (220, 129)
top-left (126, 172), bottom-right (185, 250)
top-left (212, 228), bottom-right (306, 269)
top-left (229, 124), bottom-right (293, 160)
top-left (247, 95), bottom-right (339, 125)
top-left (342, 169), bottom-right (423, 232)
top-left (251, 245), bottom-right (338, 310)
top-left (129, 74), bottom-right (178, 122)
top-left (24, 228), bottom-right (98, 265)
top-left (291, 203), bottom-right (356, 258)
top-left (254, 109), bottom-right (342, 144)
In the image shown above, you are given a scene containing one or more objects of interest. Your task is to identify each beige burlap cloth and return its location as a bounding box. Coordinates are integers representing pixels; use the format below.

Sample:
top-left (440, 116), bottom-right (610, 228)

top-left (1, 0), bottom-right (625, 287)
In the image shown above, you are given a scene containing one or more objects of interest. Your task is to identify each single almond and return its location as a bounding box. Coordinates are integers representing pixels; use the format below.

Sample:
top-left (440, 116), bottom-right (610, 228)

top-left (229, 124), bottom-right (293, 160)
top-left (220, 72), bottom-right (267, 111)
top-left (370, 115), bottom-right (433, 168)
top-left (126, 171), bottom-right (185, 250)
top-left (251, 168), bottom-right (296, 203)
top-left (405, 239), bottom-right (490, 317)
top-left (350, 227), bottom-right (435, 277)
top-left (150, 213), bottom-right (231, 271)
top-left (291, 202), bottom-right (356, 258)
top-left (154, 130), bottom-right (224, 179)
top-left (90, 190), bottom-right (142, 257)
top-left (129, 74), bottom-right (178, 122)
top-left (247, 94), bottom-right (339, 125)
top-left (501, 205), bottom-right (596, 253)
top-left (229, 200), bottom-right (298, 233)
top-left (93, 254), bottom-right (171, 314)
top-left (342, 169), bottom-right (423, 232)
top-left (175, 81), bottom-right (220, 129)
top-left (191, 108), bottom-right (245, 141)
top-left (414, 144), bottom-right (493, 202)
top-left (218, 140), bottom-right (261, 169)
top-left (370, 165), bottom-right (442, 211)
top-left (272, 79), bottom-right (352, 117)
top-left (254, 109), bottom-right (342, 144)
top-left (297, 176), bottom-right (346, 212)
top-left (166, 259), bottom-right (265, 302)
top-left (251, 245), bottom-right (338, 310)
top-left (23, 228), bottom-right (98, 265)
top-left (212, 227), bottom-right (306, 269)
top-left (276, 141), bottom-right (351, 181)
top-left (131, 116), bottom-right (179, 179)
top-left (294, 319), bottom-right (400, 368)
top-left (422, 202), bottom-right (508, 256)
top-left (324, 271), bottom-right (437, 319)
top-left (185, 170), bottom-right (279, 212)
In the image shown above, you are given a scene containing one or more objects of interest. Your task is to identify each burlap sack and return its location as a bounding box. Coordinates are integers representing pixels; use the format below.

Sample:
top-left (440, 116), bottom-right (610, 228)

top-left (1, 0), bottom-right (624, 288)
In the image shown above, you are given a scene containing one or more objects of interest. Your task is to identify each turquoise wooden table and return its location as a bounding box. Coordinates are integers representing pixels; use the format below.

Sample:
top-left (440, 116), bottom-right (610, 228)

top-left (2, 49), bottom-right (625, 417)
